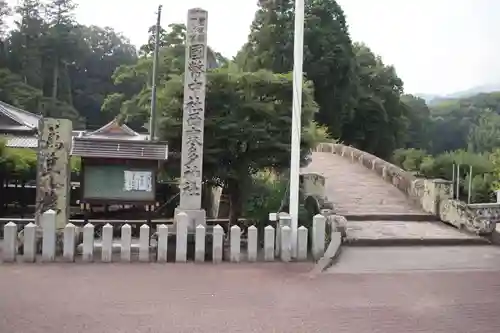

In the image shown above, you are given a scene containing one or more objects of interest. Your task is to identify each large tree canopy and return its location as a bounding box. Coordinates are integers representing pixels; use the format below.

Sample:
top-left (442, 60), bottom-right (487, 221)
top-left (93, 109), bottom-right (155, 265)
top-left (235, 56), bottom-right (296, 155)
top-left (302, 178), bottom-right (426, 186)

top-left (154, 70), bottom-right (318, 223)
top-left (342, 43), bottom-right (407, 159)
top-left (100, 21), bottom-right (321, 223)
top-left (0, 0), bottom-right (137, 128)
top-left (236, 0), bottom-right (359, 139)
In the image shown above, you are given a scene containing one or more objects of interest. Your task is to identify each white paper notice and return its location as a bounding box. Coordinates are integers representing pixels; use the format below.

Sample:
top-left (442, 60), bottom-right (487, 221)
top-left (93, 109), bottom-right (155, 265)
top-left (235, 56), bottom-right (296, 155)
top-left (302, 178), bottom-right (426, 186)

top-left (123, 171), bottom-right (152, 192)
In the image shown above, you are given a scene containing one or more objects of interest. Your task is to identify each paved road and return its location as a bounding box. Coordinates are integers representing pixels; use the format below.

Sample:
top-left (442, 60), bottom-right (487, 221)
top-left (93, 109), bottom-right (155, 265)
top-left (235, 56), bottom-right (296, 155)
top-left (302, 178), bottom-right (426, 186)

top-left (1, 262), bottom-right (500, 333)
top-left (328, 246), bottom-right (500, 273)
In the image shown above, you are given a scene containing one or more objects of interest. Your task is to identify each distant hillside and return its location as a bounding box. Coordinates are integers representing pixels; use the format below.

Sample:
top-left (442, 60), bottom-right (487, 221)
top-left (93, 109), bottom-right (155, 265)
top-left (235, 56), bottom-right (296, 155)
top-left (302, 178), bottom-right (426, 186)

top-left (416, 83), bottom-right (500, 105)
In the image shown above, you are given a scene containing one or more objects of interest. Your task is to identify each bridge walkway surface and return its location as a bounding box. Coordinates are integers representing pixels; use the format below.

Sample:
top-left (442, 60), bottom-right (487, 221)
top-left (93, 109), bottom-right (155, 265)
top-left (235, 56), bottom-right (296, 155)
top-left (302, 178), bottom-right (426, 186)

top-left (302, 152), bottom-right (488, 245)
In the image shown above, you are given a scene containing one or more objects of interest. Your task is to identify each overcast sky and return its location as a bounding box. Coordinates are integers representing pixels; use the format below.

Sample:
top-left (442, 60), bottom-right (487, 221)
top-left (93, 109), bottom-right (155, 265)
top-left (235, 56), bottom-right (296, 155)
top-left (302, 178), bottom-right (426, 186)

top-left (8, 0), bottom-right (500, 95)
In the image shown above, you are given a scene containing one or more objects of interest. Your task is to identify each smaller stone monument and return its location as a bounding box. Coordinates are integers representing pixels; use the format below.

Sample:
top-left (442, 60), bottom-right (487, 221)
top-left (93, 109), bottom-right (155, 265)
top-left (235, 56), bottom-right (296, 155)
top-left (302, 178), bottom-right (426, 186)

top-left (35, 118), bottom-right (72, 229)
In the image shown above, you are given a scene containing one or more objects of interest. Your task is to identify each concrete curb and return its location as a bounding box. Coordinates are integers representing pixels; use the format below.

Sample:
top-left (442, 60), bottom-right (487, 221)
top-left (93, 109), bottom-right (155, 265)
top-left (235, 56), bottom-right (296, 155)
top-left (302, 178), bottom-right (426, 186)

top-left (310, 232), bottom-right (342, 274)
top-left (344, 237), bottom-right (491, 247)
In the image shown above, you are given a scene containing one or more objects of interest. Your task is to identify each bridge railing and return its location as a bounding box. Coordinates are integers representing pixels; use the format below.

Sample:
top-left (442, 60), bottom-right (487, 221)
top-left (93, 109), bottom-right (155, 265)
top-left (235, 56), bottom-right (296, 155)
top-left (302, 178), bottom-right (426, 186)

top-left (314, 142), bottom-right (500, 235)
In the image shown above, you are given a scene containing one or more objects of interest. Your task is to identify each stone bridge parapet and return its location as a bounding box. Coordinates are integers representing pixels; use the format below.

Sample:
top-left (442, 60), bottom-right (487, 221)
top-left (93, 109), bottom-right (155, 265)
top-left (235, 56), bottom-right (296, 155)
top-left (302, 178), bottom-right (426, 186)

top-left (314, 142), bottom-right (499, 235)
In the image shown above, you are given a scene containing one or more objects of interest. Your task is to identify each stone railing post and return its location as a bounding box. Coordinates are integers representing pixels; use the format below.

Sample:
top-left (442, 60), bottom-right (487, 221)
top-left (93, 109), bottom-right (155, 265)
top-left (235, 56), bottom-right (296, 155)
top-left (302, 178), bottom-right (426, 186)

top-left (420, 179), bottom-right (452, 216)
top-left (41, 210), bottom-right (57, 262)
top-left (23, 223), bottom-right (37, 263)
top-left (264, 226), bottom-right (275, 261)
top-left (297, 226), bottom-right (308, 260)
top-left (195, 224), bottom-right (206, 263)
top-left (63, 223), bottom-right (76, 262)
top-left (276, 213), bottom-right (291, 257)
top-left (312, 214), bottom-right (326, 260)
top-left (139, 224), bottom-right (150, 262)
top-left (120, 224), bottom-right (132, 262)
top-left (82, 223), bottom-right (94, 262)
top-left (212, 225), bottom-right (224, 263)
top-left (280, 226), bottom-right (292, 262)
top-left (230, 225), bottom-right (241, 263)
top-left (3, 222), bottom-right (17, 262)
top-left (176, 212), bottom-right (188, 263)
top-left (101, 223), bottom-right (113, 263)
top-left (157, 224), bottom-right (169, 263)
top-left (247, 226), bottom-right (258, 262)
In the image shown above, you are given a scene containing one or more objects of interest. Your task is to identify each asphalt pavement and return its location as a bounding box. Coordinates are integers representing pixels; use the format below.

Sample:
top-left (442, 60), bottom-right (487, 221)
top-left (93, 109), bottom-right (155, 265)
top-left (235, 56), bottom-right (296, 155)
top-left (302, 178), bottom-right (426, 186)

top-left (1, 256), bottom-right (500, 333)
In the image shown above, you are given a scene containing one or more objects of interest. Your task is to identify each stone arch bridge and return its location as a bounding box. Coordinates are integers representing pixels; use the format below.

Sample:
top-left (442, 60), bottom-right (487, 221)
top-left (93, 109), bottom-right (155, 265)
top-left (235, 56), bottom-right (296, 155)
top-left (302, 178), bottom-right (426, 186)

top-left (300, 143), bottom-right (500, 245)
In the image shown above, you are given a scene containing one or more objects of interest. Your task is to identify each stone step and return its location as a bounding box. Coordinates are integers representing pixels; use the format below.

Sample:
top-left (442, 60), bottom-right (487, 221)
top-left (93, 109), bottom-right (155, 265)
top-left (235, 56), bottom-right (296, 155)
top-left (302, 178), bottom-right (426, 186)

top-left (344, 220), bottom-right (491, 246)
top-left (344, 213), bottom-right (439, 222)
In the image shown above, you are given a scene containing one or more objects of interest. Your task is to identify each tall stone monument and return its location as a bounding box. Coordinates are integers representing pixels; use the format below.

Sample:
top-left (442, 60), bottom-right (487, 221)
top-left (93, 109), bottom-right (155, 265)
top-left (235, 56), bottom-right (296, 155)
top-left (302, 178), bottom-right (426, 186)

top-left (35, 118), bottom-right (72, 229)
top-left (175, 8), bottom-right (208, 229)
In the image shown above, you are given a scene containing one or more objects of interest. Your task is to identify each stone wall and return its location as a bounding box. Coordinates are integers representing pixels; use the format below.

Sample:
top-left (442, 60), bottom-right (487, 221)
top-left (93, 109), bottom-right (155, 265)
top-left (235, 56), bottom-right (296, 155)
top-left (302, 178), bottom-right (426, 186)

top-left (314, 142), bottom-right (499, 235)
top-left (439, 202), bottom-right (500, 235)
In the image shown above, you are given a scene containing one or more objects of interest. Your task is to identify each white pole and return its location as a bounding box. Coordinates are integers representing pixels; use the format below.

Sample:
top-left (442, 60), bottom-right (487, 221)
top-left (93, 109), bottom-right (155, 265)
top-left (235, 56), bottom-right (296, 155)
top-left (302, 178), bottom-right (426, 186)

top-left (289, 0), bottom-right (305, 258)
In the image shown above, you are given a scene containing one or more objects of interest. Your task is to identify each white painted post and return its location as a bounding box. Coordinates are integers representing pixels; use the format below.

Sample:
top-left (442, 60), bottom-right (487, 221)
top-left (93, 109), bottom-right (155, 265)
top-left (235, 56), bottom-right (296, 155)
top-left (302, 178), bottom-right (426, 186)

top-left (312, 214), bottom-right (326, 260)
top-left (247, 225), bottom-right (258, 262)
top-left (297, 226), bottom-right (308, 261)
top-left (230, 225), bottom-right (241, 263)
top-left (276, 212), bottom-right (291, 257)
top-left (264, 225), bottom-right (275, 262)
top-left (23, 223), bottom-right (37, 263)
top-left (157, 224), bottom-right (168, 263)
top-left (176, 212), bottom-right (188, 263)
top-left (82, 223), bottom-right (94, 262)
top-left (195, 224), bottom-right (206, 263)
top-left (280, 226), bottom-right (292, 262)
top-left (120, 224), bottom-right (132, 262)
top-left (139, 224), bottom-right (150, 262)
top-left (101, 223), bottom-right (113, 263)
top-left (3, 222), bottom-right (17, 262)
top-left (41, 209), bottom-right (56, 262)
top-left (63, 223), bottom-right (76, 262)
top-left (269, 213), bottom-right (277, 257)
top-left (212, 224), bottom-right (224, 263)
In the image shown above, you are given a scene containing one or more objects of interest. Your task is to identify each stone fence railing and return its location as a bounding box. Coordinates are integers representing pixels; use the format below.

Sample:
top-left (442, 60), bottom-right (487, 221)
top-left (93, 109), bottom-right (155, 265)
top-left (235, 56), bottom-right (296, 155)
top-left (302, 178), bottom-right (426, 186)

top-left (1, 210), bottom-right (332, 264)
top-left (314, 142), bottom-right (500, 235)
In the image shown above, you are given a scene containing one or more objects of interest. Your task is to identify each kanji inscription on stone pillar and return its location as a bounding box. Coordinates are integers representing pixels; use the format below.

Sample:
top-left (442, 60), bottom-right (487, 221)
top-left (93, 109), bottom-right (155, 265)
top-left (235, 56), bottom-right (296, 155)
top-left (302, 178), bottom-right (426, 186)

top-left (176, 8), bottom-right (208, 228)
top-left (35, 118), bottom-right (72, 229)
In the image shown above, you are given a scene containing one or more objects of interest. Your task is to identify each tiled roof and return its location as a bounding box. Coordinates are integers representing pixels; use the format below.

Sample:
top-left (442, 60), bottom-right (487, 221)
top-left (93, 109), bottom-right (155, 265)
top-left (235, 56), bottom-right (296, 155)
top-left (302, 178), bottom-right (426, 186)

top-left (0, 101), bottom-right (41, 131)
top-left (71, 137), bottom-right (168, 160)
top-left (84, 118), bottom-right (145, 140)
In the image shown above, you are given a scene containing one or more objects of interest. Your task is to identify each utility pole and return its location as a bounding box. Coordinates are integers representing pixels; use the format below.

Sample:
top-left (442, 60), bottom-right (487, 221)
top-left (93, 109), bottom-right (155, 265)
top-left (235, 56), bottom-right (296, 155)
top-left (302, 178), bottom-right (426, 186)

top-left (289, 0), bottom-right (305, 258)
top-left (149, 5), bottom-right (162, 141)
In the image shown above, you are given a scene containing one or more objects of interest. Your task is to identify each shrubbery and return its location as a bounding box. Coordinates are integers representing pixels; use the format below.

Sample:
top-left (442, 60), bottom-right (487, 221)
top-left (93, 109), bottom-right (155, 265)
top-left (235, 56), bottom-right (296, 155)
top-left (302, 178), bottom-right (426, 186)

top-left (392, 148), bottom-right (496, 203)
top-left (0, 139), bottom-right (81, 182)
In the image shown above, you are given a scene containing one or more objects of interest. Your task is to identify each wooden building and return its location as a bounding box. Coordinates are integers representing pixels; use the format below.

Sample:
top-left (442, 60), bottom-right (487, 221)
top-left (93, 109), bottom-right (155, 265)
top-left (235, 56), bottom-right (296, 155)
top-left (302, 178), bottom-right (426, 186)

top-left (71, 119), bottom-right (168, 209)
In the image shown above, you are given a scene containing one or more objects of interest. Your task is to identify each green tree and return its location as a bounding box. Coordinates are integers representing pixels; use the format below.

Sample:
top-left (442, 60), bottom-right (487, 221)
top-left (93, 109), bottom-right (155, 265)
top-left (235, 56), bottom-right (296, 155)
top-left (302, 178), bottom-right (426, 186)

top-left (44, 0), bottom-right (78, 103)
top-left (342, 43), bottom-right (407, 159)
top-left (70, 25), bottom-right (137, 129)
top-left (102, 23), bottom-right (221, 128)
top-left (468, 110), bottom-right (500, 153)
top-left (236, 0), bottom-right (359, 139)
top-left (152, 69), bottom-right (318, 224)
top-left (401, 94), bottom-right (432, 150)
top-left (10, 0), bottom-right (46, 89)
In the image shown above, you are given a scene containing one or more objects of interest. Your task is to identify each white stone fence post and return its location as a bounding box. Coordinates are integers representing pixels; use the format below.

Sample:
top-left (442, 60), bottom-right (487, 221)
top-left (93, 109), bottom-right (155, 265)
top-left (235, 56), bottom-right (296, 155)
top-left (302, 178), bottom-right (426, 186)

top-left (1, 218), bottom-right (319, 264)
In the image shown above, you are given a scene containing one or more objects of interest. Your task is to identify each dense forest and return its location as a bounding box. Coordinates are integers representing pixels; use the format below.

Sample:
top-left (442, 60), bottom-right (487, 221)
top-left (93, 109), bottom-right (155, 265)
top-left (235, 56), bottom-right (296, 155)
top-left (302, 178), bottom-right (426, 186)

top-left (0, 0), bottom-right (499, 220)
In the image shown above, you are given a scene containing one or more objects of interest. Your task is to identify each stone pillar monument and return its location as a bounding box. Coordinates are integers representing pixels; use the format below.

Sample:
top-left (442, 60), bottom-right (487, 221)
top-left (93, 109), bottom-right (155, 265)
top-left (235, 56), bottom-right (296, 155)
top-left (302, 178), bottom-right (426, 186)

top-left (175, 8), bottom-right (208, 229)
top-left (35, 118), bottom-right (72, 229)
